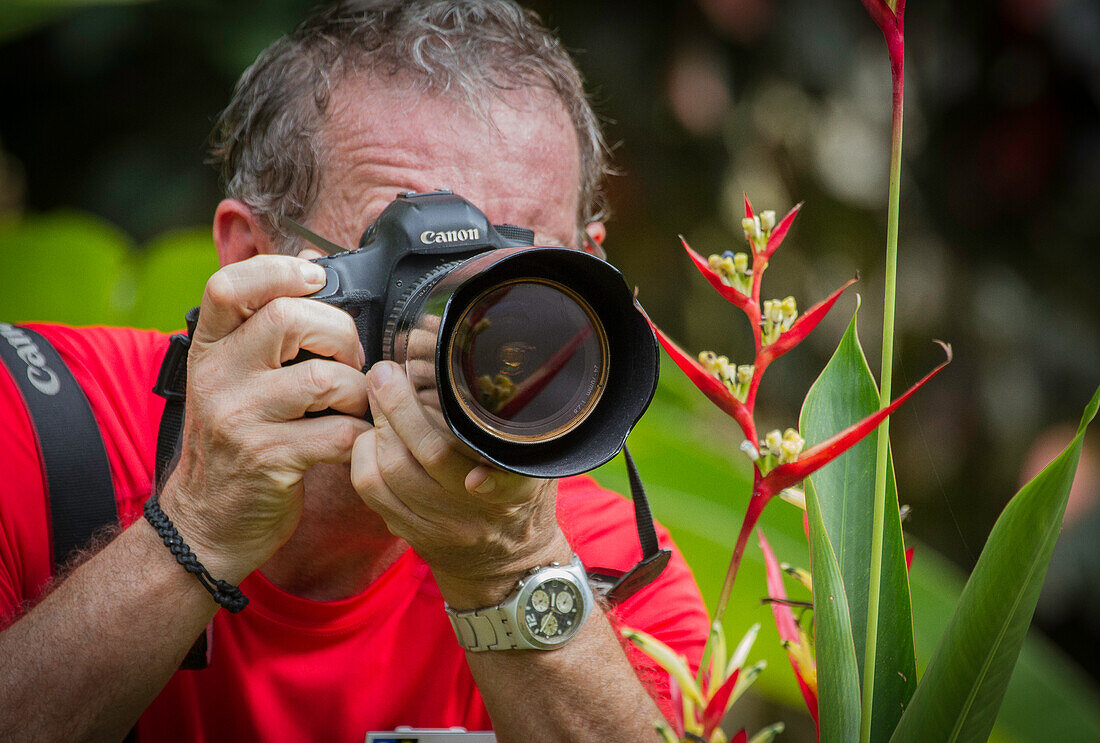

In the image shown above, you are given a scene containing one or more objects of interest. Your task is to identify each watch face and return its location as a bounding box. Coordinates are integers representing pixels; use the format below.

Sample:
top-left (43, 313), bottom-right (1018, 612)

top-left (522, 577), bottom-right (583, 644)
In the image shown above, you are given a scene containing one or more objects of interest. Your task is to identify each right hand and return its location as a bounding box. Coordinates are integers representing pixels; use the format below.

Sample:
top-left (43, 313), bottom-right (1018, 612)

top-left (157, 255), bottom-right (372, 582)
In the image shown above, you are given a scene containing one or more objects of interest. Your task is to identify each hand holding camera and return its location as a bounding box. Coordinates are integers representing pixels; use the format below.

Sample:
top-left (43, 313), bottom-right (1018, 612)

top-left (157, 254), bottom-right (373, 582)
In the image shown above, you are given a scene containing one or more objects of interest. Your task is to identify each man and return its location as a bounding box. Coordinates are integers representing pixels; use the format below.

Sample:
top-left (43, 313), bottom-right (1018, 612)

top-left (0, 2), bottom-right (709, 740)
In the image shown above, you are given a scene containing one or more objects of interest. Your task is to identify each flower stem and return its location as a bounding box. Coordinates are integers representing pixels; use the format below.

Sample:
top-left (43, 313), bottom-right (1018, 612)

top-left (860, 36), bottom-right (904, 743)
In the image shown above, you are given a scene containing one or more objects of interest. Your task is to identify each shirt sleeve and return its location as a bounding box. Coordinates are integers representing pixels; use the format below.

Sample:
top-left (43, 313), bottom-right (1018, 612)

top-left (0, 354), bottom-right (53, 626)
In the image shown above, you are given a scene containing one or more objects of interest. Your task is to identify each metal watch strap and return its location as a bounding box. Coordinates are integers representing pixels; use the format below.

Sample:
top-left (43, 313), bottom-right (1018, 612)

top-left (449, 606), bottom-right (523, 651)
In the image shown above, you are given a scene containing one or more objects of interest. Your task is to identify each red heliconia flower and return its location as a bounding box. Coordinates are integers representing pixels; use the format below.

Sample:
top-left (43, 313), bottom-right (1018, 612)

top-left (758, 529), bottom-right (820, 729)
top-left (756, 341), bottom-right (950, 500)
top-left (702, 668), bottom-right (740, 737)
top-left (646, 313), bottom-right (756, 441)
top-left (719, 343), bottom-right (951, 612)
top-left (681, 238), bottom-right (754, 313)
top-left (745, 194), bottom-right (803, 261)
top-left (644, 191), bottom-right (947, 738)
top-left (754, 278), bottom-right (858, 373)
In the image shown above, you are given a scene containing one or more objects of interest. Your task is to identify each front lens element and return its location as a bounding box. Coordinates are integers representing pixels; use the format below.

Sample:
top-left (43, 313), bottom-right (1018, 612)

top-left (447, 279), bottom-right (608, 443)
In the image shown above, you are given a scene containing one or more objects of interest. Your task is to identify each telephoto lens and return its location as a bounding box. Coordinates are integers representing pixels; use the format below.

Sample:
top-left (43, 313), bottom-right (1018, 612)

top-left (304, 191), bottom-right (659, 478)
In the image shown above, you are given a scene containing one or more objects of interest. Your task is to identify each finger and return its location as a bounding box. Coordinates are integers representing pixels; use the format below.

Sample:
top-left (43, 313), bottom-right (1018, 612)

top-left (234, 295), bottom-right (364, 370)
top-left (296, 247), bottom-right (327, 261)
top-left (464, 464), bottom-right (546, 506)
top-left (194, 255), bottom-right (329, 344)
top-left (349, 428), bottom-right (426, 530)
top-left (368, 361), bottom-right (471, 488)
top-left (464, 465), bottom-right (497, 496)
top-left (260, 359), bottom-right (371, 420)
top-left (275, 415), bottom-right (373, 470)
top-left (365, 382), bottom-right (449, 495)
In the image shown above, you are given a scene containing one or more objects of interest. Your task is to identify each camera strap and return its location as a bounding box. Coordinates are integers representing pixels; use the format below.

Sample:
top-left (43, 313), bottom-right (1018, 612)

top-left (0, 323), bottom-right (118, 570)
top-left (586, 445), bottom-right (671, 606)
top-left (151, 307), bottom-right (210, 670)
top-left (151, 308), bottom-right (669, 609)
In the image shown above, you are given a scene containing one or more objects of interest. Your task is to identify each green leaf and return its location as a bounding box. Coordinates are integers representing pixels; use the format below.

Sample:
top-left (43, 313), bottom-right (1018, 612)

top-left (130, 227), bottom-right (218, 332)
top-left (0, 211), bottom-right (132, 326)
top-left (806, 476), bottom-right (862, 742)
top-left (890, 386), bottom-right (1100, 743)
top-left (800, 302), bottom-right (916, 741)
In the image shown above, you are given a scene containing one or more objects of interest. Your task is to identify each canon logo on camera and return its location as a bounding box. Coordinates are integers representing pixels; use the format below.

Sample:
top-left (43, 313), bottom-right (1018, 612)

top-left (0, 323), bottom-right (61, 395)
top-left (420, 227), bottom-right (481, 245)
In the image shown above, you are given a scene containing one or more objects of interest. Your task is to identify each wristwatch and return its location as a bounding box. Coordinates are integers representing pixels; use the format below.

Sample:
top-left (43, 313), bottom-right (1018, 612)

top-left (445, 554), bottom-right (594, 652)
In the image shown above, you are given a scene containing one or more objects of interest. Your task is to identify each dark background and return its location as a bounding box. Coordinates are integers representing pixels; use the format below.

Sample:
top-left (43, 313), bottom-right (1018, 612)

top-left (1, 0), bottom-right (1097, 679)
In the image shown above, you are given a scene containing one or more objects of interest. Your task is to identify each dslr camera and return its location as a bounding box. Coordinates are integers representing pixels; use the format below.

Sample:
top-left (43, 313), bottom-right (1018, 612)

top-left (303, 190), bottom-right (658, 478)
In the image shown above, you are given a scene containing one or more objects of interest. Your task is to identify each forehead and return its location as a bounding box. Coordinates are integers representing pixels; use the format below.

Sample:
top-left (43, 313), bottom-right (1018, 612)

top-left (312, 77), bottom-right (582, 249)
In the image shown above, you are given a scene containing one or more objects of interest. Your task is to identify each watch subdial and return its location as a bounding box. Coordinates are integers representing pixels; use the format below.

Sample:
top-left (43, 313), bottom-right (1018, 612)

top-left (539, 613), bottom-right (559, 636)
top-left (530, 589), bottom-right (550, 613)
top-left (555, 590), bottom-right (574, 613)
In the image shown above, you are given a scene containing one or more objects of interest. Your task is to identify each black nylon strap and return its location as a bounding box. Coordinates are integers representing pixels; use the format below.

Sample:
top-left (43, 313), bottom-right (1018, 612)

top-left (0, 323), bottom-right (117, 569)
top-left (585, 444), bottom-right (671, 606)
top-left (152, 307), bottom-right (199, 488)
top-left (623, 444), bottom-right (660, 560)
top-left (151, 308), bottom-right (212, 670)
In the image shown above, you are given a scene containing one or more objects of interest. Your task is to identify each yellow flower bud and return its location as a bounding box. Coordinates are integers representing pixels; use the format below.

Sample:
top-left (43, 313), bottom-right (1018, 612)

top-left (779, 441), bottom-right (802, 464)
top-left (765, 429), bottom-right (783, 456)
top-left (736, 364), bottom-right (754, 385)
top-left (781, 563), bottom-right (814, 592)
top-left (760, 210), bottom-right (776, 232)
top-left (733, 252), bottom-right (749, 274)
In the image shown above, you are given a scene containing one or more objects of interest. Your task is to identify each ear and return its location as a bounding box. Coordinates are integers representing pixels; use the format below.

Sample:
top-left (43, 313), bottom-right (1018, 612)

top-left (213, 199), bottom-right (277, 267)
top-left (582, 221), bottom-right (607, 258)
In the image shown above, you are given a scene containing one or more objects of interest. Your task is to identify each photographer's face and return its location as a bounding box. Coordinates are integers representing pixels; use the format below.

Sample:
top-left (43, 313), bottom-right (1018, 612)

top-left (306, 77), bottom-right (584, 253)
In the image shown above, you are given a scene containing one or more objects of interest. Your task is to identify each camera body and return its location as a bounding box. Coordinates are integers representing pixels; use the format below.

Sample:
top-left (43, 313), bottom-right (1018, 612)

top-left (307, 190), bottom-right (536, 369)
top-left (306, 190), bottom-right (658, 478)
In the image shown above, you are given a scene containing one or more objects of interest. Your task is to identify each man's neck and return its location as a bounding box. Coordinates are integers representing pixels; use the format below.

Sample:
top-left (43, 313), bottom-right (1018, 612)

top-left (259, 465), bottom-right (408, 601)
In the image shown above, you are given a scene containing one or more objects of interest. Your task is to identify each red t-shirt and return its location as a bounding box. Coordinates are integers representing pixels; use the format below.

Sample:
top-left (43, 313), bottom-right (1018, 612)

top-left (0, 324), bottom-right (709, 741)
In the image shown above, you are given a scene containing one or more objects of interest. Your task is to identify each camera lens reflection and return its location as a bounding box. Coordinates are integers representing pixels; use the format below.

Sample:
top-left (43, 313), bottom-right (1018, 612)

top-left (447, 279), bottom-right (608, 443)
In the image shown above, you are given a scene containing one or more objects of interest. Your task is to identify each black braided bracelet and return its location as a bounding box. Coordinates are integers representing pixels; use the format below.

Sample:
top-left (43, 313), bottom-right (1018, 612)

top-left (143, 496), bottom-right (249, 613)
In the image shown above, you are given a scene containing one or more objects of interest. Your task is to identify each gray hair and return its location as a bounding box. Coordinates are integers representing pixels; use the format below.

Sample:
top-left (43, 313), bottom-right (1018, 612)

top-left (208, 0), bottom-right (611, 250)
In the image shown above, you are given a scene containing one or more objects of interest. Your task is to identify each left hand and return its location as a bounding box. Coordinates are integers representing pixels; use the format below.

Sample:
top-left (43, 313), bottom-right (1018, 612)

top-left (350, 360), bottom-right (572, 606)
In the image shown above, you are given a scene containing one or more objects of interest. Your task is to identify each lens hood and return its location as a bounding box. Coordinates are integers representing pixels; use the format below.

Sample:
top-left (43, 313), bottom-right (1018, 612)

top-left (391, 247), bottom-right (659, 478)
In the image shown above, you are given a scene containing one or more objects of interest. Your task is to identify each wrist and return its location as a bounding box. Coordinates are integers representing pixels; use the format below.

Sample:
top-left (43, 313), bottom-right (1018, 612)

top-left (154, 477), bottom-right (253, 586)
top-left (433, 531), bottom-right (574, 609)
top-left (143, 495), bottom-right (250, 613)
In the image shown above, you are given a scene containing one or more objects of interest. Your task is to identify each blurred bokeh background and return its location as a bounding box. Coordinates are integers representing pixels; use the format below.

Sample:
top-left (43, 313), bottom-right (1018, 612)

top-left (1, 0), bottom-right (1097, 739)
